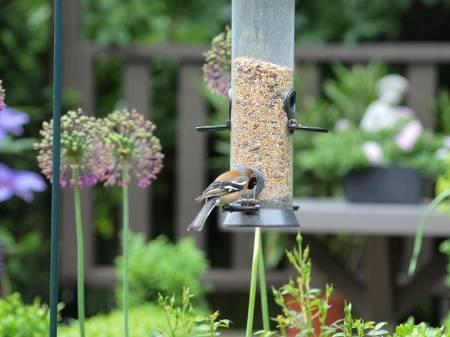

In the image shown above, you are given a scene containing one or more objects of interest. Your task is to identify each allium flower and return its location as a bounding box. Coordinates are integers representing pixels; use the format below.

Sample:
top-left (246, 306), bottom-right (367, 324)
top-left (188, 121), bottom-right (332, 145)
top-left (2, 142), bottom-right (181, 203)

top-left (0, 81), bottom-right (5, 112)
top-left (34, 109), bottom-right (108, 187)
top-left (102, 109), bottom-right (163, 188)
top-left (0, 107), bottom-right (30, 139)
top-left (362, 141), bottom-right (383, 165)
top-left (0, 163), bottom-right (46, 202)
top-left (395, 120), bottom-right (423, 151)
top-left (335, 119), bottom-right (350, 132)
top-left (203, 26), bottom-right (231, 97)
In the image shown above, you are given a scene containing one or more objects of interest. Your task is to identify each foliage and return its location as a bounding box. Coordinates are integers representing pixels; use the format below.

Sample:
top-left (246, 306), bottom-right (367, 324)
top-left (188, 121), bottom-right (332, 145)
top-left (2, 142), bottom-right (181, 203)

top-left (81, 0), bottom-right (450, 45)
top-left (0, 293), bottom-right (50, 337)
top-left (391, 318), bottom-right (450, 337)
top-left (0, 228), bottom-right (42, 295)
top-left (59, 304), bottom-right (167, 337)
top-left (152, 288), bottom-right (230, 337)
top-left (320, 63), bottom-right (387, 124)
top-left (434, 91), bottom-right (450, 134)
top-left (115, 233), bottom-right (209, 307)
top-left (300, 123), bottom-right (449, 181)
top-left (264, 235), bottom-right (388, 337)
top-left (59, 290), bottom-right (230, 337)
top-left (406, 158), bottom-right (450, 275)
top-left (82, 0), bottom-right (229, 45)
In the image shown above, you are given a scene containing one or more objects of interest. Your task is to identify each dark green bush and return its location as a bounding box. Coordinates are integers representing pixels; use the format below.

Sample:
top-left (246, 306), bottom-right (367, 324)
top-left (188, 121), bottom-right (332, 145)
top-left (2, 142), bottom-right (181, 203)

top-left (115, 233), bottom-right (209, 307)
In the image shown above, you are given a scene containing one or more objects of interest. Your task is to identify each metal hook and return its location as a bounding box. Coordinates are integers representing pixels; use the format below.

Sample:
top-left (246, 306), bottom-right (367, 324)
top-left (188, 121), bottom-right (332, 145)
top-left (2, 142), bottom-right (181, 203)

top-left (284, 89), bottom-right (328, 134)
top-left (196, 90), bottom-right (232, 132)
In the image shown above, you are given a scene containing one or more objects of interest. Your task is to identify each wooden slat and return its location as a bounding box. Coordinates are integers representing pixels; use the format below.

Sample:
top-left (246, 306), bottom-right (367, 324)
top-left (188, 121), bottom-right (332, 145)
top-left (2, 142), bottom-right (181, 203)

top-left (365, 237), bottom-right (395, 322)
top-left (288, 199), bottom-right (450, 236)
top-left (205, 269), bottom-right (293, 292)
top-left (123, 62), bottom-right (152, 237)
top-left (61, 0), bottom-right (96, 281)
top-left (406, 64), bottom-right (437, 128)
top-left (175, 64), bottom-right (207, 248)
top-left (93, 43), bottom-right (450, 63)
top-left (396, 253), bottom-right (447, 318)
top-left (231, 233), bottom-right (253, 268)
top-left (296, 63), bottom-right (321, 99)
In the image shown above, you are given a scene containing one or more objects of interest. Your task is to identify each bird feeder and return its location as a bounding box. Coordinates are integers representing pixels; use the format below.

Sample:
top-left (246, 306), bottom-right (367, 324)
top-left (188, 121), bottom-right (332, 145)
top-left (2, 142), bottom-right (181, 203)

top-left (198, 0), bottom-right (326, 228)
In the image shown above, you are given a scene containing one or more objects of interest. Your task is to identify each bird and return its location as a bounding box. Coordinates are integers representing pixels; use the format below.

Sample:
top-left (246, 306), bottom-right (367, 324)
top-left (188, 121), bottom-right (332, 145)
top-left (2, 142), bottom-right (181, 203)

top-left (188, 166), bottom-right (253, 231)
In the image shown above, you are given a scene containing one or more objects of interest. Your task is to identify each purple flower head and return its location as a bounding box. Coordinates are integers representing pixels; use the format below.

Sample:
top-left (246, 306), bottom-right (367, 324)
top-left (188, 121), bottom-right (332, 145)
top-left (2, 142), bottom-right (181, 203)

top-left (0, 107), bottom-right (30, 140)
top-left (203, 27), bottom-right (231, 97)
top-left (0, 163), bottom-right (46, 202)
top-left (395, 120), bottom-right (423, 151)
top-left (34, 109), bottom-right (109, 188)
top-left (335, 119), bottom-right (350, 132)
top-left (0, 81), bottom-right (5, 112)
top-left (362, 141), bottom-right (384, 165)
top-left (102, 109), bottom-right (163, 188)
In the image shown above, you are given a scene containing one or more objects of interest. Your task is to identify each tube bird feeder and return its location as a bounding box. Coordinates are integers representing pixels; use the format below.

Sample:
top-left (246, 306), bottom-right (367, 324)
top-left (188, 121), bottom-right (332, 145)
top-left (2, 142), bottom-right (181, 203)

top-left (197, 0), bottom-right (327, 228)
top-left (224, 0), bottom-right (297, 228)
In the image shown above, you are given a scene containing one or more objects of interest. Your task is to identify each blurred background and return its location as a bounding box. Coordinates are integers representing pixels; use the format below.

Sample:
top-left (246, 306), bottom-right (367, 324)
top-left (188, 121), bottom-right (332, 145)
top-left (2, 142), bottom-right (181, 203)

top-left (1, 0), bottom-right (450, 332)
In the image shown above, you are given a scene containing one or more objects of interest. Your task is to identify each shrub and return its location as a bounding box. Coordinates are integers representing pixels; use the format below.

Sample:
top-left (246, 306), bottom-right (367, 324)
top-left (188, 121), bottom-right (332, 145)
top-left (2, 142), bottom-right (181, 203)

top-left (0, 293), bottom-right (49, 337)
top-left (151, 288), bottom-right (230, 337)
top-left (59, 304), bottom-right (166, 337)
top-left (115, 233), bottom-right (209, 307)
top-left (391, 318), bottom-right (450, 337)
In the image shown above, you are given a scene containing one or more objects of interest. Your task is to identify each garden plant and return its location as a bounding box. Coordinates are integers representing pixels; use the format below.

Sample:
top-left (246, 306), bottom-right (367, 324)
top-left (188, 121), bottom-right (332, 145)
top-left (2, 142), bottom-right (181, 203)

top-left (3, 1), bottom-right (450, 337)
top-left (34, 108), bottom-right (163, 337)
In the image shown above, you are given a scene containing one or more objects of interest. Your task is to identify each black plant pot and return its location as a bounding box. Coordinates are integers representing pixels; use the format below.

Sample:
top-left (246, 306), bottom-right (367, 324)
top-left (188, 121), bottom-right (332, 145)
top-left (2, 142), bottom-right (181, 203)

top-left (342, 166), bottom-right (423, 204)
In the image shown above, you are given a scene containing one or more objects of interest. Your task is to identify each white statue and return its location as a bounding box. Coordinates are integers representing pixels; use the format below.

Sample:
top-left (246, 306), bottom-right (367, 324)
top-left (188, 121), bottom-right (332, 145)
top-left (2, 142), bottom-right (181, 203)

top-left (360, 74), bottom-right (414, 132)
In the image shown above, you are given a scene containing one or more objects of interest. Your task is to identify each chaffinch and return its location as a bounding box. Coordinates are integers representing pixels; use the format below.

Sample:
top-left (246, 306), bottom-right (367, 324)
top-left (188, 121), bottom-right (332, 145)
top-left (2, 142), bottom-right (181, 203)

top-left (188, 166), bottom-right (253, 231)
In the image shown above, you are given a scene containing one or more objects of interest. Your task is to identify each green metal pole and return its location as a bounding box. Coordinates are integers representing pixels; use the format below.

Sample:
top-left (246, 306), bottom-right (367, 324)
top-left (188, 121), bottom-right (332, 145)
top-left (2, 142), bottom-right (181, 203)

top-left (49, 0), bottom-right (63, 336)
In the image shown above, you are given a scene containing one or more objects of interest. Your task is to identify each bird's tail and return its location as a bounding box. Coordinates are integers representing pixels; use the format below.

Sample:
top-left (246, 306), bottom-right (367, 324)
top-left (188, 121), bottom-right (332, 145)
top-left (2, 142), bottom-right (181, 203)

top-left (188, 198), bottom-right (219, 231)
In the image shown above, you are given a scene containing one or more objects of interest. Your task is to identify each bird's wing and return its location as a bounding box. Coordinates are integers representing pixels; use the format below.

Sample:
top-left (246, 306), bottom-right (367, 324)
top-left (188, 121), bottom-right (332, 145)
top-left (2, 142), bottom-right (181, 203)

top-left (196, 175), bottom-right (248, 202)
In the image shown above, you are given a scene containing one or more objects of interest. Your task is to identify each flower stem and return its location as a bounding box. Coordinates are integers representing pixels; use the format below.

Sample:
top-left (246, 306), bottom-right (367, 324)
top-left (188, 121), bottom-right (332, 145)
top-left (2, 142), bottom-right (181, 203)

top-left (122, 169), bottom-right (130, 337)
top-left (246, 228), bottom-right (261, 337)
top-left (258, 235), bottom-right (270, 332)
top-left (409, 189), bottom-right (450, 274)
top-left (73, 169), bottom-right (85, 337)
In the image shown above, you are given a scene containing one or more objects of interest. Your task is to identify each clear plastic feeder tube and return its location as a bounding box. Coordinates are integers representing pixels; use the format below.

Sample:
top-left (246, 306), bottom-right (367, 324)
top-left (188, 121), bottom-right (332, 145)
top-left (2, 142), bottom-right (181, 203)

top-left (231, 0), bottom-right (295, 209)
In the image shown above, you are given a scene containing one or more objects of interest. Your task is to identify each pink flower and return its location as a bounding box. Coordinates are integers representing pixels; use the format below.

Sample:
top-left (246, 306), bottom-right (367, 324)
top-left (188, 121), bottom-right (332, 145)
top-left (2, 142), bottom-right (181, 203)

top-left (397, 106), bottom-right (414, 118)
top-left (101, 109), bottom-right (163, 188)
top-left (335, 119), bottom-right (350, 132)
top-left (362, 141), bottom-right (384, 165)
top-left (34, 109), bottom-right (109, 188)
top-left (395, 120), bottom-right (423, 151)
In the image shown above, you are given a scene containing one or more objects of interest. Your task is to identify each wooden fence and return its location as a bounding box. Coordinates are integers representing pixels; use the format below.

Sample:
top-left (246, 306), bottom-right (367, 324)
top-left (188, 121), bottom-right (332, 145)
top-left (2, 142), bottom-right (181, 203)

top-left (60, 0), bottom-right (450, 322)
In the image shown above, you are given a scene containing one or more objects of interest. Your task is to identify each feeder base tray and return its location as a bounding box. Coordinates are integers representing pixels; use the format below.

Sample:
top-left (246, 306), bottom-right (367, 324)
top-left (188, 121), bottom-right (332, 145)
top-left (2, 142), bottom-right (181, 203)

top-left (222, 208), bottom-right (300, 229)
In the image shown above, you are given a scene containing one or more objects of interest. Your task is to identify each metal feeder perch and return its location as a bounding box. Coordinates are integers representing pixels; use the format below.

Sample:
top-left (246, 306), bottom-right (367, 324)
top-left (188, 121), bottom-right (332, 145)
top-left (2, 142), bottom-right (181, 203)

top-left (197, 0), bottom-right (327, 229)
